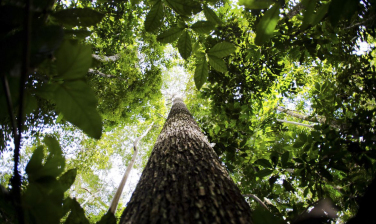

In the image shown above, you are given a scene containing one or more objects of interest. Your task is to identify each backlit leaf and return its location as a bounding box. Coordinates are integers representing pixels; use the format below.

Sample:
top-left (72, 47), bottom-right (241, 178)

top-left (144, 0), bottom-right (164, 32)
top-left (177, 30), bottom-right (192, 59)
top-left (254, 3), bottom-right (280, 45)
top-left (203, 5), bottom-right (222, 24)
top-left (54, 81), bottom-right (102, 139)
top-left (208, 55), bottom-right (227, 72)
top-left (191, 21), bottom-right (215, 34)
top-left (53, 8), bottom-right (104, 27)
top-left (194, 53), bottom-right (208, 90)
top-left (254, 159), bottom-right (272, 168)
top-left (157, 27), bottom-right (184, 43)
top-left (208, 42), bottom-right (236, 58)
top-left (239, 0), bottom-right (275, 9)
top-left (59, 169), bottom-right (77, 192)
top-left (255, 169), bottom-right (273, 177)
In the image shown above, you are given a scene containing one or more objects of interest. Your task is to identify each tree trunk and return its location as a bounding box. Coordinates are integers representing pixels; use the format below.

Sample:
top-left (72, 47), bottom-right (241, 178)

top-left (120, 97), bottom-right (252, 224)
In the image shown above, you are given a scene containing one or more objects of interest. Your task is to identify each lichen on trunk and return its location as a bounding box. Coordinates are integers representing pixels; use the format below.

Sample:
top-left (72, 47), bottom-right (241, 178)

top-left (120, 97), bottom-right (252, 224)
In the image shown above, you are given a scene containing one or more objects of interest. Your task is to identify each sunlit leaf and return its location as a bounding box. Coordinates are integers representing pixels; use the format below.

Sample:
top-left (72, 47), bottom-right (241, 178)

top-left (55, 40), bottom-right (92, 80)
top-left (203, 5), bottom-right (222, 24)
top-left (208, 42), bottom-right (236, 58)
top-left (191, 21), bottom-right (215, 34)
top-left (144, 0), bottom-right (164, 32)
top-left (254, 3), bottom-right (280, 45)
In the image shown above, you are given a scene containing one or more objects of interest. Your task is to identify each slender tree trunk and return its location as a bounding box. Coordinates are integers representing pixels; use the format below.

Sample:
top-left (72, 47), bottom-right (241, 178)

top-left (120, 97), bottom-right (252, 224)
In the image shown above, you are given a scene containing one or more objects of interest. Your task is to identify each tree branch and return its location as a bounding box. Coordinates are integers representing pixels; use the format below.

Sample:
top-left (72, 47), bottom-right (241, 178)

top-left (276, 119), bottom-right (315, 128)
top-left (108, 122), bottom-right (155, 214)
top-left (92, 54), bottom-right (121, 62)
top-left (88, 69), bottom-right (127, 81)
top-left (243, 194), bottom-right (269, 211)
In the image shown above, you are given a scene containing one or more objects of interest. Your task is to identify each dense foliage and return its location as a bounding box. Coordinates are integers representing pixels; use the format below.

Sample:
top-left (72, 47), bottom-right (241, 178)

top-left (1, 0), bottom-right (376, 223)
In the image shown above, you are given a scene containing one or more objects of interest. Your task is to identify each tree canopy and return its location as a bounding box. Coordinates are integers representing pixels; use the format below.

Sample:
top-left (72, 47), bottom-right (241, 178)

top-left (1, 0), bottom-right (376, 223)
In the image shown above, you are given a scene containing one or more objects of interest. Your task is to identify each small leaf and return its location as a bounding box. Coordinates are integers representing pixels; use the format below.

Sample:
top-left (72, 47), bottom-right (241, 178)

top-left (203, 5), bottom-right (222, 24)
top-left (177, 30), bottom-right (192, 59)
top-left (281, 151), bottom-right (289, 167)
top-left (298, 133), bottom-right (308, 142)
top-left (43, 136), bottom-right (65, 178)
top-left (283, 179), bottom-right (295, 192)
top-left (239, 0), bottom-right (275, 9)
top-left (194, 53), bottom-right (208, 90)
top-left (144, 0), bottom-right (164, 32)
top-left (55, 40), bottom-right (92, 80)
top-left (293, 140), bottom-right (305, 148)
top-left (255, 169), bottom-right (273, 177)
top-left (59, 169), bottom-right (77, 192)
top-left (54, 81), bottom-right (102, 139)
top-left (319, 167), bottom-right (333, 182)
top-left (252, 204), bottom-right (286, 224)
top-left (254, 159), bottom-right (272, 168)
top-left (97, 211), bottom-right (116, 224)
top-left (53, 8), bottom-right (104, 27)
top-left (157, 27), bottom-right (184, 43)
top-left (64, 198), bottom-right (90, 224)
top-left (269, 175), bottom-right (279, 187)
top-left (254, 3), bottom-right (281, 45)
top-left (208, 55), bottom-right (227, 72)
top-left (208, 42), bottom-right (236, 58)
top-left (191, 21), bottom-right (215, 34)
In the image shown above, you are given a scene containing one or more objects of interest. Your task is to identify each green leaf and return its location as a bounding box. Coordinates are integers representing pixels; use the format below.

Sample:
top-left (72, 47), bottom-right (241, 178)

top-left (293, 140), bottom-right (305, 148)
top-left (177, 30), bottom-right (192, 59)
top-left (25, 146), bottom-right (44, 176)
top-left (281, 151), bottom-right (289, 167)
top-left (208, 55), bottom-right (227, 73)
top-left (203, 6), bottom-right (221, 25)
top-left (255, 169), bottom-right (273, 177)
top-left (157, 27), bottom-right (184, 43)
top-left (54, 81), bottom-right (102, 139)
top-left (43, 136), bottom-right (65, 178)
top-left (166, 0), bottom-right (199, 16)
top-left (319, 167), bottom-right (333, 182)
top-left (298, 133), bottom-right (308, 142)
top-left (208, 42), bottom-right (236, 58)
top-left (312, 3), bottom-right (329, 26)
top-left (52, 8), bottom-right (104, 27)
top-left (283, 179), bottom-right (295, 192)
top-left (239, 0), bottom-right (275, 9)
top-left (194, 53), bottom-right (208, 90)
top-left (97, 211), bottom-right (116, 224)
top-left (254, 3), bottom-right (280, 45)
top-left (144, 0), bottom-right (164, 32)
top-left (191, 21), bottom-right (215, 34)
top-left (64, 198), bottom-right (90, 224)
top-left (301, 0), bottom-right (316, 29)
top-left (254, 159), bottom-right (272, 168)
top-left (55, 40), bottom-right (92, 80)
top-left (59, 169), bottom-right (77, 192)
top-left (252, 205), bottom-right (286, 224)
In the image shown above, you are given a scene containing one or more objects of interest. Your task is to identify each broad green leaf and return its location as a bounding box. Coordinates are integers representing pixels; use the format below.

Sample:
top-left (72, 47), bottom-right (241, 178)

top-left (43, 136), bottom-right (65, 178)
top-left (312, 3), bottom-right (330, 26)
top-left (298, 133), bottom-right (308, 142)
top-left (301, 0), bottom-right (316, 29)
top-left (177, 30), bottom-right (192, 59)
top-left (203, 5), bottom-right (221, 24)
top-left (144, 0), bottom-right (164, 32)
top-left (55, 40), bottom-right (92, 80)
top-left (59, 169), bottom-right (77, 192)
top-left (239, 0), bottom-right (275, 9)
top-left (194, 53), bottom-right (208, 90)
top-left (54, 81), bottom-right (102, 139)
top-left (157, 27), bottom-right (184, 43)
top-left (191, 21), bottom-right (215, 34)
top-left (254, 3), bottom-right (281, 45)
top-left (208, 42), bottom-right (236, 58)
top-left (52, 8), bottom-right (104, 27)
top-left (254, 159), bottom-right (272, 168)
top-left (97, 211), bottom-right (116, 224)
top-left (64, 198), bottom-right (90, 224)
top-left (166, 0), bottom-right (199, 16)
top-left (252, 205), bottom-right (286, 224)
top-left (293, 140), bottom-right (305, 148)
top-left (208, 55), bottom-right (227, 72)
top-left (255, 169), bottom-right (273, 177)
top-left (25, 146), bottom-right (44, 176)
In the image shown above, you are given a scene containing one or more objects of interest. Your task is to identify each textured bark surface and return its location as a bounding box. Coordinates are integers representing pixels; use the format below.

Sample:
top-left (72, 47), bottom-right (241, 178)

top-left (120, 97), bottom-right (252, 224)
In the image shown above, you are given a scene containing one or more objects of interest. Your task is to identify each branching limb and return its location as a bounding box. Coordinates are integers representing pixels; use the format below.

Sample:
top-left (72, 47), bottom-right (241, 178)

top-left (276, 119), bottom-right (315, 128)
top-left (88, 69), bottom-right (127, 81)
top-left (108, 122), bottom-right (155, 214)
top-left (92, 54), bottom-right (121, 62)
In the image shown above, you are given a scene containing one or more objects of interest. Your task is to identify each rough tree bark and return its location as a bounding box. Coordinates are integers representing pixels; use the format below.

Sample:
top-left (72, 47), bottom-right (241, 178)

top-left (120, 97), bottom-right (252, 224)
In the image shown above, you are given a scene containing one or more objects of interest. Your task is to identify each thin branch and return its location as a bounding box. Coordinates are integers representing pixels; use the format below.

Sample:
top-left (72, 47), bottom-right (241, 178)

top-left (276, 119), bottom-right (315, 128)
top-left (88, 69), bottom-right (127, 81)
top-left (1, 76), bottom-right (18, 144)
top-left (243, 194), bottom-right (269, 211)
top-left (108, 122), bottom-right (155, 214)
top-left (92, 54), bottom-right (121, 62)
top-left (345, 15), bottom-right (376, 29)
top-left (157, 113), bottom-right (167, 119)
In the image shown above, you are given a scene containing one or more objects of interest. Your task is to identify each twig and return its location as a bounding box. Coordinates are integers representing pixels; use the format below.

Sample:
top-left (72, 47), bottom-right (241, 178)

top-left (1, 76), bottom-right (18, 145)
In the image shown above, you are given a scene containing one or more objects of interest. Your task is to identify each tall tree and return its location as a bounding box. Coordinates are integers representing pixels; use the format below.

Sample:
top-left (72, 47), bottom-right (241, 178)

top-left (120, 96), bottom-right (252, 224)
